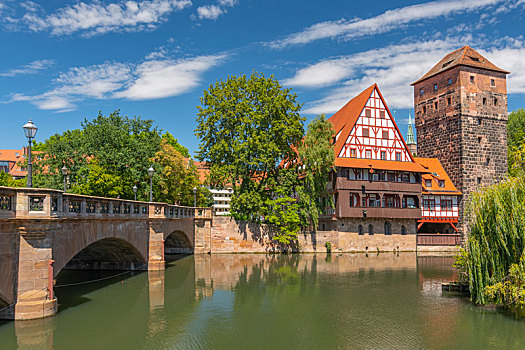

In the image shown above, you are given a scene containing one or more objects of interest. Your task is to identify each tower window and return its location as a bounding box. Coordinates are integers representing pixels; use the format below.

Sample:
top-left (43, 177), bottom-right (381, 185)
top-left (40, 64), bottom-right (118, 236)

top-left (434, 101), bottom-right (438, 109)
top-left (491, 79), bottom-right (495, 87)
top-left (382, 130), bottom-right (389, 139)
top-left (478, 118), bottom-right (482, 125)
top-left (434, 84), bottom-right (438, 91)
top-left (483, 97), bottom-right (487, 105)
top-left (447, 97), bottom-right (451, 106)
top-left (362, 128), bottom-right (369, 137)
top-left (420, 89), bottom-right (424, 96)
top-left (448, 78), bottom-right (452, 85)
top-left (477, 177), bottom-right (482, 185)
top-left (379, 110), bottom-right (385, 119)
top-left (423, 105), bottom-right (427, 114)
top-left (494, 98), bottom-right (498, 106)
top-left (486, 158), bottom-right (490, 165)
top-left (470, 76), bottom-right (475, 83)
top-left (478, 136), bottom-right (482, 143)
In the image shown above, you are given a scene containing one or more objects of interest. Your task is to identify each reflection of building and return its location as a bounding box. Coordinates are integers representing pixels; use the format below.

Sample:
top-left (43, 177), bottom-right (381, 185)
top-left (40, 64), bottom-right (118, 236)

top-left (321, 84), bottom-right (427, 235)
top-left (412, 46), bottom-right (509, 233)
top-left (0, 148), bottom-right (29, 179)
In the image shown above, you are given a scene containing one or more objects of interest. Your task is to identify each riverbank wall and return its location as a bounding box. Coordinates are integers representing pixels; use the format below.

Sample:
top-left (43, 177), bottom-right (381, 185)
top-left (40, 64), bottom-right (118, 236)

top-left (209, 217), bottom-right (416, 253)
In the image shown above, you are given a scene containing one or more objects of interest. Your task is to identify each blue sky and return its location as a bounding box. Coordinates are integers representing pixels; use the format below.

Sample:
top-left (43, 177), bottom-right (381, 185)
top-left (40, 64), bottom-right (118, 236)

top-left (1, 0), bottom-right (525, 155)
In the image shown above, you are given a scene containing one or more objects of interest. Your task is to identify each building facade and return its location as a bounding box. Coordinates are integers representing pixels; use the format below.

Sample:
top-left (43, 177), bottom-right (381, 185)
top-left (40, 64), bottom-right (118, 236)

top-left (320, 84), bottom-right (428, 235)
top-left (412, 45), bottom-right (509, 232)
top-left (0, 148), bottom-right (29, 179)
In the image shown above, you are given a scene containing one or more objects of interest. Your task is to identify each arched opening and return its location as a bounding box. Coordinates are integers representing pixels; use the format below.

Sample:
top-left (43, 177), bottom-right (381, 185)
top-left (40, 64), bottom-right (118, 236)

top-left (401, 225), bottom-right (407, 235)
top-left (165, 231), bottom-right (193, 255)
top-left (368, 224), bottom-right (374, 235)
top-left (384, 221), bottom-right (391, 235)
top-left (358, 225), bottom-right (363, 235)
top-left (62, 238), bottom-right (146, 272)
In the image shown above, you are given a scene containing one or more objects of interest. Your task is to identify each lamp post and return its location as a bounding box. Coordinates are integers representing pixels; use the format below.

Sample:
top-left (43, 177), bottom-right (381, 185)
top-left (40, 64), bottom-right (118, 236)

top-left (22, 118), bottom-right (38, 188)
top-left (133, 185), bottom-right (138, 201)
top-left (61, 165), bottom-right (68, 192)
top-left (148, 166), bottom-right (154, 202)
top-left (193, 186), bottom-right (197, 208)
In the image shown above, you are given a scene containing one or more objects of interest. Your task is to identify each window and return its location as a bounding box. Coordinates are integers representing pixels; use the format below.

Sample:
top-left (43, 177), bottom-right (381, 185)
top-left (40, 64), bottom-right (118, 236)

top-left (402, 173), bottom-right (410, 183)
top-left (425, 179), bottom-right (432, 187)
top-left (358, 225), bottom-right (363, 235)
top-left (368, 224), bottom-right (374, 235)
top-left (423, 105), bottom-right (426, 114)
top-left (491, 79), bottom-right (495, 87)
top-left (448, 78), bottom-right (452, 85)
top-left (477, 177), bottom-right (482, 185)
top-left (349, 194), bottom-right (359, 207)
top-left (379, 110), bottom-right (385, 119)
top-left (441, 199), bottom-right (452, 211)
top-left (350, 148), bottom-right (357, 158)
top-left (0, 161), bottom-right (9, 173)
top-left (470, 76), bottom-right (475, 83)
top-left (434, 101), bottom-right (438, 109)
top-left (478, 118), bottom-right (482, 125)
top-left (447, 97), bottom-right (451, 106)
top-left (365, 109), bottom-right (371, 118)
top-left (401, 226), bottom-right (407, 235)
top-left (365, 149), bottom-right (372, 159)
top-left (433, 84), bottom-right (438, 91)
top-left (423, 198), bottom-right (435, 210)
top-left (494, 98), bottom-right (498, 106)
top-left (478, 137), bottom-right (482, 143)
top-left (362, 128), bottom-right (369, 137)
top-left (380, 151), bottom-right (386, 160)
top-left (483, 97), bottom-right (486, 105)
top-left (395, 152), bottom-right (401, 161)
top-left (486, 157), bottom-right (490, 166)
top-left (384, 221), bottom-right (391, 235)
top-left (382, 130), bottom-right (389, 139)
top-left (420, 89), bottom-right (424, 96)
top-left (438, 180), bottom-right (445, 188)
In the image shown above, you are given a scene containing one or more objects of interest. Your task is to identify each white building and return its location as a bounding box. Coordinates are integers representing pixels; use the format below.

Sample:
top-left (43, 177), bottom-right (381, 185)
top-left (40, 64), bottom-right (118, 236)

top-left (210, 187), bottom-right (233, 216)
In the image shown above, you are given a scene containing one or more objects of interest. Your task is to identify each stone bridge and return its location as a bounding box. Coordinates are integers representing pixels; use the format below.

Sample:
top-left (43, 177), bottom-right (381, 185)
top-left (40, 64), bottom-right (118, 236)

top-left (0, 187), bottom-right (212, 320)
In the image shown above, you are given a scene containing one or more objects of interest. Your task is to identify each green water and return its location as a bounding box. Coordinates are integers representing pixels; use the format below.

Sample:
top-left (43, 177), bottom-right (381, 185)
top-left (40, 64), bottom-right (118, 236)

top-left (1, 253), bottom-right (525, 349)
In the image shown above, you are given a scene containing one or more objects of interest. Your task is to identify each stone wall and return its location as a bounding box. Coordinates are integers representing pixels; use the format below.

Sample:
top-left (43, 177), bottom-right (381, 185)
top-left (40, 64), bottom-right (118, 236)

top-left (211, 216), bottom-right (416, 253)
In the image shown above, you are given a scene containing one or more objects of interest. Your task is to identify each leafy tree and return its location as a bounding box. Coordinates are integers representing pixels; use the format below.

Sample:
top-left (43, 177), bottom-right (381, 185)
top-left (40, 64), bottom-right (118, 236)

top-left (161, 132), bottom-right (190, 158)
top-left (195, 72), bottom-right (304, 220)
top-left (0, 172), bottom-right (25, 187)
top-left (508, 109), bottom-right (525, 177)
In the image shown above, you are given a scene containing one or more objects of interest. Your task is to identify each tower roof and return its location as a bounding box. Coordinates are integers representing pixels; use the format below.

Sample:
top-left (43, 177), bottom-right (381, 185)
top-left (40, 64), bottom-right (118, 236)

top-left (406, 112), bottom-right (415, 145)
top-left (411, 45), bottom-right (509, 85)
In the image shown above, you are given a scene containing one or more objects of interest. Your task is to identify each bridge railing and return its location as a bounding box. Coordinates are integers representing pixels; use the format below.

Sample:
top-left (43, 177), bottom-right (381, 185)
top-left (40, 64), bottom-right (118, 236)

top-left (0, 187), bottom-right (211, 220)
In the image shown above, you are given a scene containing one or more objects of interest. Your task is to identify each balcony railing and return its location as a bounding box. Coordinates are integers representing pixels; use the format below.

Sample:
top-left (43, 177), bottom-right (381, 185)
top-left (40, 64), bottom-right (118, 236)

top-left (336, 178), bottom-right (422, 193)
top-left (338, 207), bottom-right (422, 219)
top-left (417, 234), bottom-right (461, 246)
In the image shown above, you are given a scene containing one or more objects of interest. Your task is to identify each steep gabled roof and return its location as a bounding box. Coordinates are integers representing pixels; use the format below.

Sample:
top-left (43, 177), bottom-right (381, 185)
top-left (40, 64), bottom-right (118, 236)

top-left (412, 45), bottom-right (509, 85)
top-left (415, 157), bottom-right (461, 195)
top-left (335, 158), bottom-right (427, 173)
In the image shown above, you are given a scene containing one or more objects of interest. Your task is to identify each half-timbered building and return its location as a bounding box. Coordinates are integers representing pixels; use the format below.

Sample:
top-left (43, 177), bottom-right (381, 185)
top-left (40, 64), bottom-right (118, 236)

top-left (321, 84), bottom-right (428, 235)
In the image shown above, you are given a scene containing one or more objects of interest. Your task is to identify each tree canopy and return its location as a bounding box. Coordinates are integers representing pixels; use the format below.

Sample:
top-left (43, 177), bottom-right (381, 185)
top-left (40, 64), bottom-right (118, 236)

top-left (508, 109), bottom-right (525, 177)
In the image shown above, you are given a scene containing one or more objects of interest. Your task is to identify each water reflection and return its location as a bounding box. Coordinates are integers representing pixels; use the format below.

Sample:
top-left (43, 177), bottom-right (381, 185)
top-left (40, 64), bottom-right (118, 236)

top-left (3, 253), bottom-right (525, 350)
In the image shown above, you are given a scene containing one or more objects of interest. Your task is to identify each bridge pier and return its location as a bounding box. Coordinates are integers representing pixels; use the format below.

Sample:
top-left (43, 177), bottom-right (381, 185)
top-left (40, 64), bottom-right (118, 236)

top-left (148, 223), bottom-right (165, 271)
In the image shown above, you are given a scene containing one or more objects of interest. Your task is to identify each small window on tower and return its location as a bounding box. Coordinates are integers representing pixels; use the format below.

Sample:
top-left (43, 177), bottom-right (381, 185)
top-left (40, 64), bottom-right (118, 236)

top-left (486, 158), bottom-right (490, 165)
top-left (365, 109), bottom-right (371, 118)
top-left (380, 151), bottom-right (386, 160)
top-left (382, 130), bottom-right (389, 139)
top-left (379, 110), bottom-right (385, 119)
top-left (448, 78), bottom-right (452, 85)
top-left (434, 101), bottom-right (438, 109)
top-left (478, 118), bottom-right (482, 125)
top-left (494, 98), bottom-right (498, 106)
top-left (478, 136), bottom-right (482, 143)
top-left (425, 179), bottom-right (432, 187)
top-left (395, 152), bottom-right (401, 161)
top-left (470, 76), bottom-right (475, 83)
top-left (350, 148), bottom-right (356, 158)
top-left (447, 97), bottom-right (451, 106)
top-left (477, 177), bottom-right (482, 185)
top-left (434, 84), bottom-right (438, 91)
top-left (483, 97), bottom-right (487, 105)
top-left (423, 105), bottom-right (427, 114)
top-left (365, 149), bottom-right (372, 159)
top-left (491, 79), bottom-right (495, 87)
top-left (420, 89), bottom-right (424, 96)
top-left (362, 128), bottom-right (369, 137)
top-left (438, 180), bottom-right (445, 188)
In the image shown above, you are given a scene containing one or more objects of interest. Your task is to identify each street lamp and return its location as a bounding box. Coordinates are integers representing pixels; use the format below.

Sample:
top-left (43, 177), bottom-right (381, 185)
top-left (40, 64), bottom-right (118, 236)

top-left (148, 166), bottom-right (154, 202)
top-left (22, 118), bottom-right (38, 188)
top-left (133, 185), bottom-right (138, 201)
top-left (61, 165), bottom-right (68, 192)
top-left (193, 186), bottom-right (197, 208)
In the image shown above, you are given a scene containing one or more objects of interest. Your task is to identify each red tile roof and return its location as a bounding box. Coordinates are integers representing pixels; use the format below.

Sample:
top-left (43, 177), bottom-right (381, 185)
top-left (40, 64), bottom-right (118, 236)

top-left (335, 158), bottom-right (428, 173)
top-left (0, 149), bottom-right (26, 177)
top-left (414, 157), bottom-right (461, 195)
top-left (412, 45), bottom-right (509, 85)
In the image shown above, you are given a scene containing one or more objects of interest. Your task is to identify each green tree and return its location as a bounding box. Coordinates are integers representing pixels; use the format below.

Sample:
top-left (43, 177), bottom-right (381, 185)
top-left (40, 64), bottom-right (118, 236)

top-left (195, 72), bottom-right (304, 220)
top-left (0, 172), bottom-right (25, 187)
top-left (508, 109), bottom-right (525, 177)
top-left (161, 132), bottom-right (190, 158)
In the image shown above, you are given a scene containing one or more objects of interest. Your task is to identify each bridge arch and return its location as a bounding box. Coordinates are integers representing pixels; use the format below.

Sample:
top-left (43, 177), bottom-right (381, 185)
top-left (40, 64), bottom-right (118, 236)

top-left (54, 238), bottom-right (147, 277)
top-left (164, 231), bottom-right (193, 254)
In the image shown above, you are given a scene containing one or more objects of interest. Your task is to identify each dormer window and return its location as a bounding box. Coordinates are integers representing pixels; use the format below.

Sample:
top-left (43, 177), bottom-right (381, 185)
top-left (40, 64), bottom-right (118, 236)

top-left (425, 179), bottom-right (432, 187)
top-left (448, 78), bottom-right (452, 85)
top-left (438, 180), bottom-right (445, 187)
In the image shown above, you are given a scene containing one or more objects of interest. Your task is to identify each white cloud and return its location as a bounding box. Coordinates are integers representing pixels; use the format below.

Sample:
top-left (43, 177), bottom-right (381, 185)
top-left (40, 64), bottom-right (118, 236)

top-left (295, 39), bottom-right (525, 115)
top-left (269, 0), bottom-right (505, 48)
top-left (115, 54), bottom-right (226, 100)
top-left (11, 53), bottom-right (226, 111)
top-left (196, 5), bottom-right (223, 20)
top-left (0, 59), bottom-right (55, 77)
top-left (19, 0), bottom-right (192, 36)
top-left (218, 0), bottom-right (238, 6)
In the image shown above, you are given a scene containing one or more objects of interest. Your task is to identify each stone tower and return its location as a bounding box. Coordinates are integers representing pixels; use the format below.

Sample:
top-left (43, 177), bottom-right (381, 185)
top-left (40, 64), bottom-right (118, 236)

top-left (406, 112), bottom-right (417, 156)
top-left (412, 45), bottom-right (509, 232)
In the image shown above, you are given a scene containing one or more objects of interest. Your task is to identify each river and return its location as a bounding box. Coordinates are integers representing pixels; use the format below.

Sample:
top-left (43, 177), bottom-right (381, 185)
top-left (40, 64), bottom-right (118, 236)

top-left (1, 253), bottom-right (524, 349)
